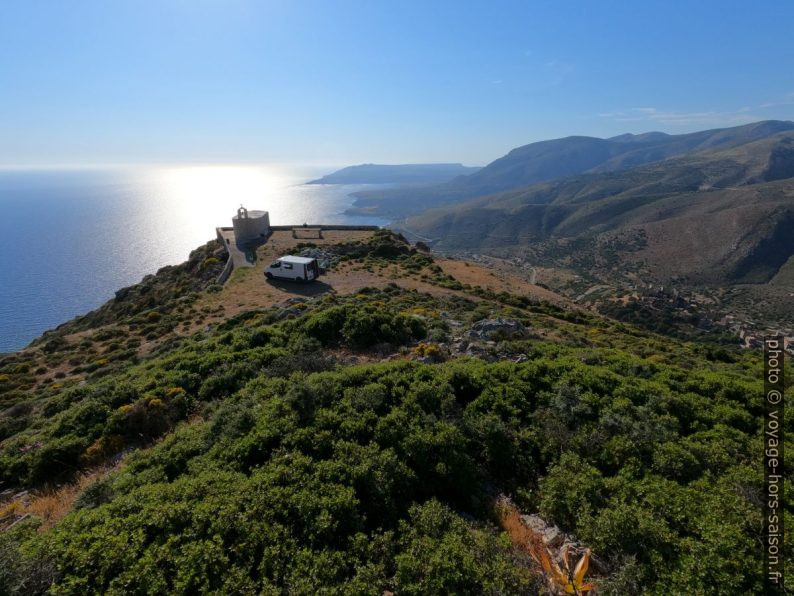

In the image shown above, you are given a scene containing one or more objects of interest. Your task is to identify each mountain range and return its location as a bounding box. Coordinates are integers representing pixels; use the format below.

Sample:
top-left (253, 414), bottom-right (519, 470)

top-left (368, 121), bottom-right (794, 289)
top-left (349, 120), bottom-right (794, 219)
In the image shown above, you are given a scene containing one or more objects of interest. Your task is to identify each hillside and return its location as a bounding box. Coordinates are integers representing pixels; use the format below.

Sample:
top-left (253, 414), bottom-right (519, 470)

top-left (0, 231), bottom-right (789, 594)
top-left (307, 163), bottom-right (480, 185)
top-left (348, 120), bottom-right (794, 218)
top-left (397, 132), bottom-right (794, 342)
top-left (397, 133), bottom-right (794, 322)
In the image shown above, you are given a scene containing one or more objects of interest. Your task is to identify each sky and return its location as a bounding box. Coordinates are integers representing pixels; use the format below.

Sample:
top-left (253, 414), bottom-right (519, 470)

top-left (1, 0), bottom-right (793, 167)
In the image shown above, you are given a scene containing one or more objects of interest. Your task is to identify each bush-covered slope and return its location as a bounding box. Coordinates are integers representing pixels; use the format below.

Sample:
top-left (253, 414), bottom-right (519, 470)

top-left (0, 234), bottom-right (791, 594)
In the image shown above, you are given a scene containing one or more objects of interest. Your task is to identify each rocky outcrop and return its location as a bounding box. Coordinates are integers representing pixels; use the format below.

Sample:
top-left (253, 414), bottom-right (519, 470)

top-left (467, 318), bottom-right (528, 341)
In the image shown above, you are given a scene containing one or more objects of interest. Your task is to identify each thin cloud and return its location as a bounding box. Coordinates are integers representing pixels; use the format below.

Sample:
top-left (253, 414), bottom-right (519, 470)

top-left (600, 106), bottom-right (759, 126)
top-left (758, 92), bottom-right (794, 109)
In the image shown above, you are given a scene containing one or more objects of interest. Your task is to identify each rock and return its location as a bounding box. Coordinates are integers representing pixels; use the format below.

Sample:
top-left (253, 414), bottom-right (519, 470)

top-left (542, 526), bottom-right (565, 549)
top-left (520, 514), bottom-right (545, 533)
top-left (114, 287), bottom-right (132, 301)
top-left (520, 514), bottom-right (565, 548)
top-left (515, 354), bottom-right (529, 363)
top-left (297, 247), bottom-right (338, 270)
top-left (441, 312), bottom-right (463, 325)
top-left (467, 318), bottom-right (528, 341)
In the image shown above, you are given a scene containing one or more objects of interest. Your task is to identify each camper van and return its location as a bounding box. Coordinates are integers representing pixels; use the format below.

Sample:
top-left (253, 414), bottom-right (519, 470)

top-left (264, 255), bottom-right (320, 282)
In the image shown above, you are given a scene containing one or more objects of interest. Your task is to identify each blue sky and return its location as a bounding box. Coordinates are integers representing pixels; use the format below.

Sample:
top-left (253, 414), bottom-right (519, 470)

top-left (1, 0), bottom-right (793, 166)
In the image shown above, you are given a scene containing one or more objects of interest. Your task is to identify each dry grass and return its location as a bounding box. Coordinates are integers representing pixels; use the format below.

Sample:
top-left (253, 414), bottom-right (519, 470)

top-left (1, 465), bottom-right (116, 532)
top-left (495, 498), bottom-right (546, 559)
top-left (437, 258), bottom-right (577, 308)
top-left (494, 498), bottom-right (596, 595)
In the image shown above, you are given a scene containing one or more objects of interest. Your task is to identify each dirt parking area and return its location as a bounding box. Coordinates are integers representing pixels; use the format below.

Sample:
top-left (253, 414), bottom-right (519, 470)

top-left (184, 230), bottom-right (577, 334)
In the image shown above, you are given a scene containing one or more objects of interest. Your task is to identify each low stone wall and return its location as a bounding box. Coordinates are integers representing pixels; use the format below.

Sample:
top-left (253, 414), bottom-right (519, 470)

top-left (219, 224), bottom-right (378, 235)
top-left (269, 224), bottom-right (381, 231)
top-left (215, 227), bottom-right (235, 284)
top-left (216, 252), bottom-right (234, 284)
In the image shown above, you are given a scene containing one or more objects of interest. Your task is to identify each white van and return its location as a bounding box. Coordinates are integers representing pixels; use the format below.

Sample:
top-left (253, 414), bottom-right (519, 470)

top-left (264, 255), bottom-right (320, 282)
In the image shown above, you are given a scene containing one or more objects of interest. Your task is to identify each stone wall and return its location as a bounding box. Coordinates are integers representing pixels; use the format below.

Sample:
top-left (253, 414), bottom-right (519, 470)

top-left (269, 224), bottom-right (381, 231)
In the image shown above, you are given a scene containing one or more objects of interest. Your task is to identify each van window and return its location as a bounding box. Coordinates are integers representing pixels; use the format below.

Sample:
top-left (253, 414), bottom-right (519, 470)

top-left (283, 263), bottom-right (293, 270)
top-left (270, 261), bottom-right (281, 268)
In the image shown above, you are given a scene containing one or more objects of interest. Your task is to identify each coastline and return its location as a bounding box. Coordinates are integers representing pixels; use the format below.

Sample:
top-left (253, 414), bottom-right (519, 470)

top-left (0, 167), bottom-right (390, 353)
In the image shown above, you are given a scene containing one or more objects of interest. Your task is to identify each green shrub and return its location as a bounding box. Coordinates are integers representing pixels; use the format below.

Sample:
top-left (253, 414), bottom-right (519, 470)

top-left (393, 500), bottom-right (534, 594)
top-left (201, 257), bottom-right (221, 270)
top-left (0, 283), bottom-right (775, 594)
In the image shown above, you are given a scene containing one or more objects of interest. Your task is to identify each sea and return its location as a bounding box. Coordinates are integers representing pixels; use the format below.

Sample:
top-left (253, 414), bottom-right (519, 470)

top-left (0, 165), bottom-right (388, 353)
